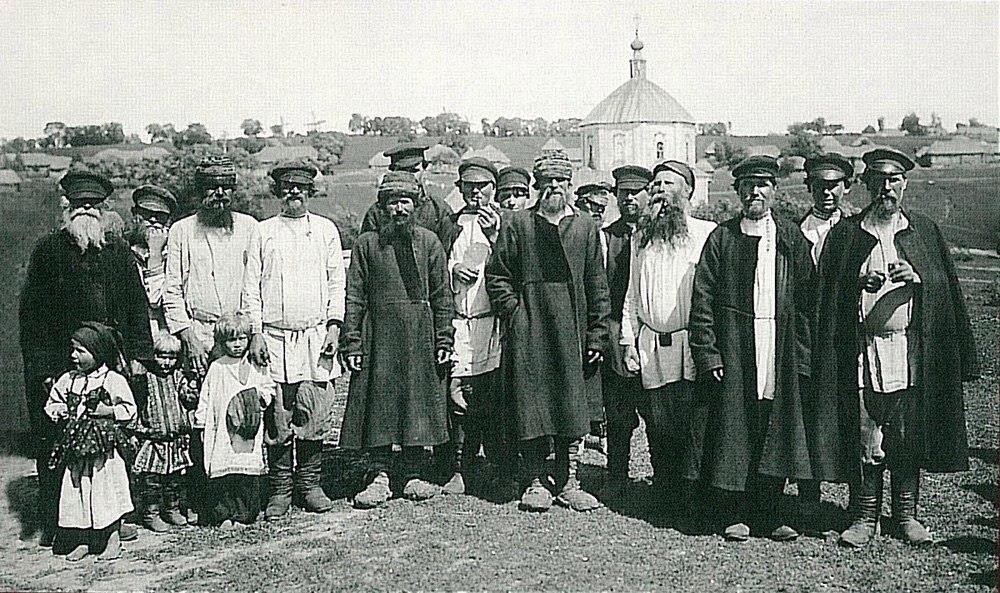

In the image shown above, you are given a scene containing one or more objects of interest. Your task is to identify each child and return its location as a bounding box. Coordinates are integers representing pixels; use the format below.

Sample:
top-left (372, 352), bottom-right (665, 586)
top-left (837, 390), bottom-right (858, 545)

top-left (130, 331), bottom-right (198, 532)
top-left (44, 322), bottom-right (136, 561)
top-left (195, 312), bottom-right (273, 529)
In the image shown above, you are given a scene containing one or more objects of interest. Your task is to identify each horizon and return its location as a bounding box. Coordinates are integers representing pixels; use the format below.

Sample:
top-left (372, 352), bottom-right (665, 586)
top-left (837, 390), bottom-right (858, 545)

top-left (1, 0), bottom-right (997, 141)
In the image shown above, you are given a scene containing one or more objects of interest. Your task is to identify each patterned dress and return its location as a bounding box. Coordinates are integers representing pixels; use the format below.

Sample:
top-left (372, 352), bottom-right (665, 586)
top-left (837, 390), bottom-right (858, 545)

top-left (132, 369), bottom-right (198, 474)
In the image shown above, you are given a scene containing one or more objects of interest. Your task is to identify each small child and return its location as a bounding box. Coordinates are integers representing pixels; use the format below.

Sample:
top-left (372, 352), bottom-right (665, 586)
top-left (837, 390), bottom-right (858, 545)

top-left (130, 331), bottom-right (198, 532)
top-left (44, 322), bottom-right (136, 561)
top-left (195, 312), bottom-right (273, 529)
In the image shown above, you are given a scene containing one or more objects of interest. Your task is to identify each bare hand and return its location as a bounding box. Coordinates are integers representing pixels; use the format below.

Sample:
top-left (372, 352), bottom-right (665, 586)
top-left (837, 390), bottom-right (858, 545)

top-left (436, 348), bottom-right (453, 366)
top-left (623, 345), bottom-right (641, 373)
top-left (180, 328), bottom-right (209, 376)
top-left (711, 367), bottom-right (725, 382)
top-left (321, 325), bottom-right (341, 358)
top-left (452, 263), bottom-right (479, 285)
top-left (860, 271), bottom-right (886, 294)
top-left (888, 260), bottom-right (917, 284)
top-left (585, 349), bottom-right (603, 366)
top-left (449, 386), bottom-right (468, 413)
top-left (130, 359), bottom-right (147, 376)
top-left (344, 354), bottom-right (363, 373)
top-left (248, 333), bottom-right (269, 367)
top-left (477, 204), bottom-right (501, 240)
top-left (90, 402), bottom-right (115, 418)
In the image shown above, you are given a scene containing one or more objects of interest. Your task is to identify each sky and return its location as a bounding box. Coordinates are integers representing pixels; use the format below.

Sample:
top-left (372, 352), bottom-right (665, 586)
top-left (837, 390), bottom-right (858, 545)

top-left (0, 0), bottom-right (997, 140)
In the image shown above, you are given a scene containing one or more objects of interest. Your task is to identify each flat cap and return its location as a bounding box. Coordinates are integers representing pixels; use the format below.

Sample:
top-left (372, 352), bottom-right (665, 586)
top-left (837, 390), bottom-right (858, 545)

top-left (385, 142), bottom-right (430, 170)
top-left (270, 161), bottom-right (319, 185)
top-left (652, 160), bottom-right (695, 190)
top-left (862, 148), bottom-right (915, 175)
top-left (195, 155), bottom-right (237, 187)
top-left (497, 166), bottom-right (530, 191)
top-left (612, 165), bottom-right (653, 190)
top-left (132, 184), bottom-right (177, 214)
top-left (533, 150), bottom-right (574, 181)
top-left (575, 181), bottom-right (613, 199)
top-left (378, 170), bottom-right (421, 201)
top-left (458, 157), bottom-right (498, 183)
top-left (60, 171), bottom-right (114, 203)
top-left (805, 152), bottom-right (854, 182)
top-left (732, 155), bottom-right (779, 180)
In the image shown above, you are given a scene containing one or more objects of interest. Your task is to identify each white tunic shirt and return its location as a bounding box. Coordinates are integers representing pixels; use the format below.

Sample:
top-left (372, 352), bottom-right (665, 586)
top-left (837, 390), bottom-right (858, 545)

top-left (800, 209), bottom-right (842, 265)
top-left (740, 213), bottom-right (777, 401)
top-left (620, 216), bottom-right (716, 389)
top-left (448, 213), bottom-right (501, 377)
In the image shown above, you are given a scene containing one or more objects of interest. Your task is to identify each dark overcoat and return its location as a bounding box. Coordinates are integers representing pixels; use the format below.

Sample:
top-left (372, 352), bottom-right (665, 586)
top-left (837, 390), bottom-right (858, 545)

top-left (339, 226), bottom-right (455, 449)
top-left (485, 209), bottom-right (611, 441)
top-left (19, 230), bottom-right (154, 458)
top-left (688, 216), bottom-right (816, 491)
top-left (813, 207), bottom-right (978, 480)
top-left (361, 192), bottom-right (455, 245)
top-left (602, 218), bottom-right (638, 378)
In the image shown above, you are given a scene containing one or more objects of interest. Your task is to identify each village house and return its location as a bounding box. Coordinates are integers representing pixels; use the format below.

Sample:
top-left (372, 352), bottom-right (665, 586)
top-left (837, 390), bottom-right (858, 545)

top-left (916, 137), bottom-right (1000, 168)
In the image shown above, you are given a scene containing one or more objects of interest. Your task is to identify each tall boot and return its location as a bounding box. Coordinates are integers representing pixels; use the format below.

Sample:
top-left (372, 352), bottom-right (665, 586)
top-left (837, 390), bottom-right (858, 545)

top-left (554, 438), bottom-right (602, 512)
top-left (265, 442), bottom-right (294, 519)
top-left (161, 473), bottom-right (188, 526)
top-left (839, 464), bottom-right (884, 548)
top-left (891, 468), bottom-right (932, 545)
top-left (141, 474), bottom-right (169, 533)
top-left (295, 440), bottom-right (333, 513)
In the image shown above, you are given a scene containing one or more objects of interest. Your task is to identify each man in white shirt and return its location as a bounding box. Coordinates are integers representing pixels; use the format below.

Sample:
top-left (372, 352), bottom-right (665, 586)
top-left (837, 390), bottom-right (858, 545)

top-left (619, 161), bottom-right (716, 515)
top-left (259, 162), bottom-right (346, 518)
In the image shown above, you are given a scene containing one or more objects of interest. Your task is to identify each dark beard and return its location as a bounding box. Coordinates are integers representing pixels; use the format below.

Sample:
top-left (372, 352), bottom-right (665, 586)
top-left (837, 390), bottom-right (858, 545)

top-left (197, 207), bottom-right (234, 230)
top-left (387, 217), bottom-right (415, 238)
top-left (638, 206), bottom-right (688, 248)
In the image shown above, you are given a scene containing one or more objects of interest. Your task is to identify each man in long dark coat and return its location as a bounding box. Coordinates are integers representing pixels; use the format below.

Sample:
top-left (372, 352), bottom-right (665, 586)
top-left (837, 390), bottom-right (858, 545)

top-left (689, 155), bottom-right (815, 542)
top-left (486, 149), bottom-right (611, 513)
top-left (19, 171), bottom-right (154, 546)
top-left (340, 171), bottom-right (455, 509)
top-left (814, 148), bottom-right (978, 547)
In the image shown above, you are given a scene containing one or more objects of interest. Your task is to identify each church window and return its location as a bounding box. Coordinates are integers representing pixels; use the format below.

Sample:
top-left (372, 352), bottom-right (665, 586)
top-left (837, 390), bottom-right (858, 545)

top-left (656, 141), bottom-right (664, 160)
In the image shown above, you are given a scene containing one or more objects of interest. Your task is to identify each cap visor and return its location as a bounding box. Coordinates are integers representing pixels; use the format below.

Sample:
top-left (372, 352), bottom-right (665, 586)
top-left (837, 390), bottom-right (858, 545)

top-left (459, 169), bottom-right (496, 183)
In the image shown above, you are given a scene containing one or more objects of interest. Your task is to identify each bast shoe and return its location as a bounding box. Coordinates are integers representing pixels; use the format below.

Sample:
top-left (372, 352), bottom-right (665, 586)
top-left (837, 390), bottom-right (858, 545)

top-left (724, 522), bottom-right (751, 542)
top-left (442, 472), bottom-right (466, 496)
top-left (769, 524), bottom-right (800, 542)
top-left (896, 518), bottom-right (934, 546)
top-left (353, 472), bottom-right (392, 510)
top-left (66, 544), bottom-right (90, 562)
top-left (519, 479), bottom-right (554, 512)
top-left (555, 485), bottom-right (603, 512)
top-left (839, 519), bottom-right (879, 548)
top-left (119, 523), bottom-right (139, 542)
top-left (402, 478), bottom-right (441, 501)
top-left (97, 531), bottom-right (121, 562)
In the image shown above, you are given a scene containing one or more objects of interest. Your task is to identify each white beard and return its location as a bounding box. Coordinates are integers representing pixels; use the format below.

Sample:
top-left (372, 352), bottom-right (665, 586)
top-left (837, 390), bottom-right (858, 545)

top-left (63, 210), bottom-right (106, 251)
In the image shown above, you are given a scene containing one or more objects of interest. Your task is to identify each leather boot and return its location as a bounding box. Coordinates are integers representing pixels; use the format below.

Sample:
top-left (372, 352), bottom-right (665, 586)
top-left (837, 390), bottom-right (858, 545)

top-left (839, 464), bottom-right (883, 548)
top-left (554, 439), bottom-right (602, 512)
top-left (161, 474), bottom-right (188, 526)
top-left (891, 469), bottom-right (932, 545)
top-left (295, 440), bottom-right (333, 513)
top-left (140, 474), bottom-right (169, 532)
top-left (265, 442), bottom-right (294, 519)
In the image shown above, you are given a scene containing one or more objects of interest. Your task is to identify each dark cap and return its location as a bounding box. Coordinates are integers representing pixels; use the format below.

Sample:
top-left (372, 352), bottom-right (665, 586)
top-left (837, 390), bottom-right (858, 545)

top-left (575, 182), bottom-right (613, 202)
top-left (652, 160), bottom-right (695, 190)
top-left (805, 153), bottom-right (854, 182)
top-left (132, 184), bottom-right (177, 214)
top-left (195, 155), bottom-right (237, 188)
top-left (732, 155), bottom-right (779, 180)
top-left (270, 161), bottom-right (319, 186)
top-left (385, 142), bottom-right (430, 170)
top-left (378, 170), bottom-right (421, 202)
top-left (60, 171), bottom-right (114, 203)
top-left (612, 165), bottom-right (653, 191)
top-left (862, 148), bottom-right (915, 176)
top-left (458, 157), bottom-right (498, 184)
top-left (497, 166), bottom-right (530, 191)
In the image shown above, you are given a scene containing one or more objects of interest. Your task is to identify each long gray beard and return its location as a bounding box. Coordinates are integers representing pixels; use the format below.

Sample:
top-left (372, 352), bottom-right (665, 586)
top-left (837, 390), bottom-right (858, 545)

top-left (197, 207), bottom-right (234, 230)
top-left (62, 211), bottom-right (106, 252)
top-left (638, 205), bottom-right (688, 248)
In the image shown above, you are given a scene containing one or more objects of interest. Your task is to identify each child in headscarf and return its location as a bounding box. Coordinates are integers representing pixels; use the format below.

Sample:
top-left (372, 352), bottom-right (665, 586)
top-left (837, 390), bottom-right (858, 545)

top-left (194, 312), bottom-right (273, 529)
top-left (130, 331), bottom-right (199, 532)
top-left (44, 322), bottom-right (136, 561)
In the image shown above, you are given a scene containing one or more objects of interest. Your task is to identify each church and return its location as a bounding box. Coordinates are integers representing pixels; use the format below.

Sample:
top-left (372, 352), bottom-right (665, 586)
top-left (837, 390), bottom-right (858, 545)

top-left (579, 33), bottom-right (710, 204)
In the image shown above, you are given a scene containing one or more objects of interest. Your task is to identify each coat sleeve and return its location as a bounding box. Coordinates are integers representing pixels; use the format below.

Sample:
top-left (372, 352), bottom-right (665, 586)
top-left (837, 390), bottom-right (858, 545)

top-left (792, 233), bottom-right (814, 378)
top-left (689, 227), bottom-right (723, 374)
top-left (106, 372), bottom-right (137, 422)
top-left (240, 222), bottom-right (263, 334)
top-left (339, 239), bottom-right (368, 356)
top-left (485, 217), bottom-right (521, 318)
top-left (19, 237), bottom-right (60, 379)
top-left (360, 203), bottom-right (379, 234)
top-left (932, 222), bottom-right (979, 380)
top-left (326, 223), bottom-right (347, 325)
top-left (115, 241), bottom-right (154, 363)
top-left (583, 222), bottom-right (611, 354)
top-left (162, 223), bottom-right (191, 335)
top-left (426, 235), bottom-right (456, 352)
top-left (619, 242), bottom-right (640, 346)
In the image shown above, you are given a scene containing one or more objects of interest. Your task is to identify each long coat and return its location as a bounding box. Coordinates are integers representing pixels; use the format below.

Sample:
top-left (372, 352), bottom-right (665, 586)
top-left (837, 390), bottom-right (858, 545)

top-left (485, 209), bottom-right (611, 441)
top-left (688, 216), bottom-right (816, 491)
top-left (339, 226), bottom-right (455, 449)
top-left (602, 218), bottom-right (637, 378)
top-left (19, 230), bottom-right (153, 458)
top-left (813, 208), bottom-right (978, 480)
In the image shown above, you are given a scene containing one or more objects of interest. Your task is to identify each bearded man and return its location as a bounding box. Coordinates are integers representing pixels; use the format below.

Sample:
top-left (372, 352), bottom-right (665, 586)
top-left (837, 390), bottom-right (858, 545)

top-left (259, 162), bottom-right (346, 518)
top-left (20, 171), bottom-right (154, 547)
top-left (162, 156), bottom-right (266, 376)
top-left (124, 184), bottom-right (177, 333)
top-left (688, 155), bottom-right (816, 542)
top-left (616, 161), bottom-right (716, 516)
top-left (486, 149), bottom-right (611, 513)
top-left (813, 148), bottom-right (978, 548)
top-left (340, 171), bottom-right (455, 509)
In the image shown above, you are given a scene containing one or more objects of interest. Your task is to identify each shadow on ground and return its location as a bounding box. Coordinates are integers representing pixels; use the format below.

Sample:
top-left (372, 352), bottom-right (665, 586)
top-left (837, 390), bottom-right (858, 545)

top-left (5, 474), bottom-right (38, 541)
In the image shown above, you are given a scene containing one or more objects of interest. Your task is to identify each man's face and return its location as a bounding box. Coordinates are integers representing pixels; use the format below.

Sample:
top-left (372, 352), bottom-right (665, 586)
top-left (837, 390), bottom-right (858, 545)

top-left (577, 190), bottom-right (610, 223)
top-left (647, 170), bottom-right (690, 217)
top-left (808, 178), bottom-right (849, 215)
top-left (384, 194), bottom-right (416, 222)
top-left (736, 177), bottom-right (776, 220)
top-left (498, 187), bottom-right (529, 211)
top-left (865, 173), bottom-right (907, 217)
top-left (460, 180), bottom-right (496, 210)
top-left (201, 185), bottom-right (234, 212)
top-left (535, 175), bottom-right (571, 214)
top-left (67, 199), bottom-right (102, 222)
top-left (279, 182), bottom-right (313, 217)
top-left (615, 187), bottom-right (642, 220)
top-left (154, 351), bottom-right (179, 372)
top-left (132, 206), bottom-right (169, 230)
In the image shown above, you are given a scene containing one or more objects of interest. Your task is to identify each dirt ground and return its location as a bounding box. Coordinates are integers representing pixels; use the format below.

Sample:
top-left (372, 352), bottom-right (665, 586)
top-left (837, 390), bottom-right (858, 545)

top-left (0, 279), bottom-right (996, 592)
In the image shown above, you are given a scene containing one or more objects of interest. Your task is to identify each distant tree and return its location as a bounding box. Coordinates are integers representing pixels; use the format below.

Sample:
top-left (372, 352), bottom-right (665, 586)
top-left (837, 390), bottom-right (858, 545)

top-left (270, 124), bottom-right (284, 138)
top-left (787, 117), bottom-right (826, 135)
top-left (147, 123), bottom-right (176, 144)
top-left (124, 133), bottom-right (143, 144)
top-left (228, 136), bottom-right (266, 154)
top-left (305, 130), bottom-right (347, 173)
top-left (551, 118), bottom-right (582, 136)
top-left (241, 118), bottom-right (263, 137)
top-left (64, 122), bottom-right (125, 146)
top-left (698, 122), bottom-right (728, 136)
top-left (862, 124), bottom-right (877, 135)
top-left (174, 123), bottom-right (213, 147)
top-left (969, 117), bottom-right (982, 127)
top-left (530, 118), bottom-right (549, 136)
top-left (443, 129), bottom-right (468, 155)
top-left (714, 139), bottom-right (747, 169)
top-left (900, 112), bottom-right (926, 135)
top-left (481, 118), bottom-right (493, 136)
top-left (379, 116), bottom-right (415, 137)
top-left (349, 113), bottom-right (368, 134)
top-left (877, 116), bottom-right (886, 132)
top-left (784, 130), bottom-right (822, 159)
top-left (43, 122), bottom-right (67, 148)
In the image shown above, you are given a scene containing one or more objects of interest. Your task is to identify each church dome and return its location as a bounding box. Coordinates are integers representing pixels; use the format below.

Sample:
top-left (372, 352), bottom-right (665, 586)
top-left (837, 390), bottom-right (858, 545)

top-left (582, 77), bottom-right (694, 126)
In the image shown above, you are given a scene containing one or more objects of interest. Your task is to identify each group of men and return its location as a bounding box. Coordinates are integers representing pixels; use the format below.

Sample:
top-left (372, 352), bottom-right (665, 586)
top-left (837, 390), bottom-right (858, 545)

top-left (20, 139), bottom-right (977, 548)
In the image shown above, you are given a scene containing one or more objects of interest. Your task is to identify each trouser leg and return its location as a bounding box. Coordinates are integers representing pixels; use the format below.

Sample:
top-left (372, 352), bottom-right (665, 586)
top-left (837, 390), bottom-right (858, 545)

top-left (36, 459), bottom-right (61, 543)
top-left (603, 372), bottom-right (640, 483)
